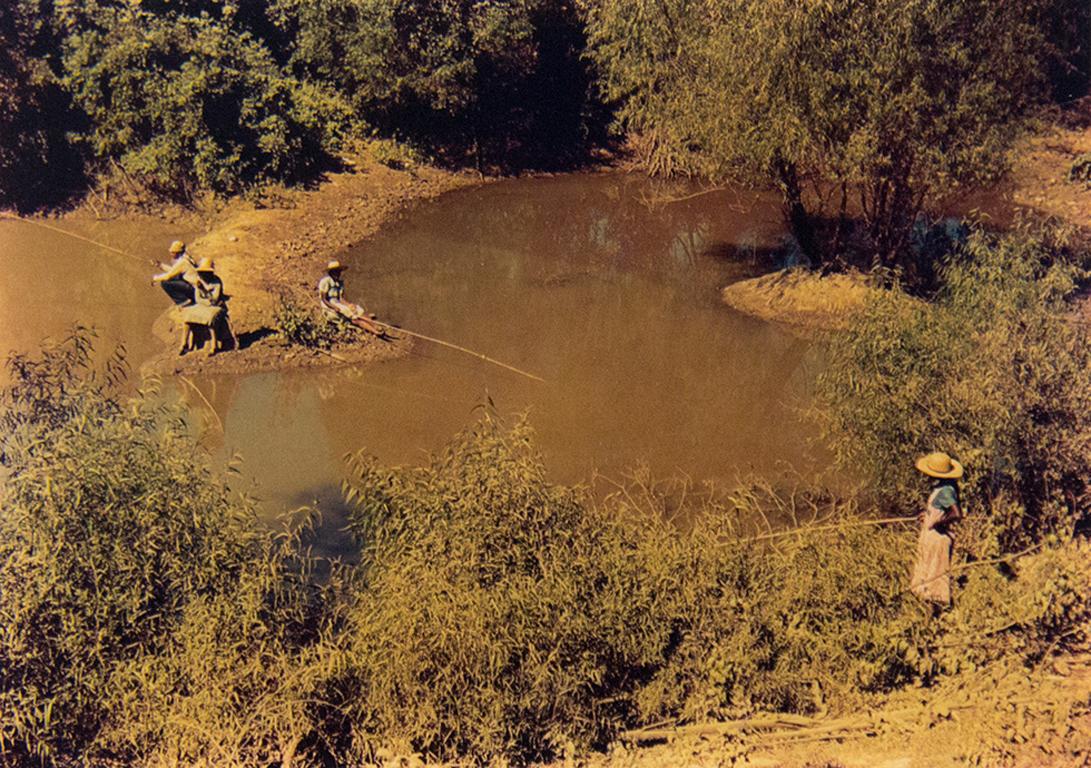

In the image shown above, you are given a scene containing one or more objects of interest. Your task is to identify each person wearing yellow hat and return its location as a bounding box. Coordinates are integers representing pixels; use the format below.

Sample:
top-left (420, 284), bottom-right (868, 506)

top-left (179, 258), bottom-right (233, 355)
top-left (317, 260), bottom-right (385, 337)
top-left (910, 451), bottom-right (964, 607)
top-left (152, 239), bottom-right (198, 306)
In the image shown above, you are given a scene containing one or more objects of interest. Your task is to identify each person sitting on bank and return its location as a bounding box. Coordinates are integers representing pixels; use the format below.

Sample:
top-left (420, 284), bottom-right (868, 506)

top-left (318, 260), bottom-right (384, 336)
top-left (910, 451), bottom-right (964, 609)
top-left (179, 258), bottom-right (233, 356)
top-left (152, 240), bottom-right (199, 306)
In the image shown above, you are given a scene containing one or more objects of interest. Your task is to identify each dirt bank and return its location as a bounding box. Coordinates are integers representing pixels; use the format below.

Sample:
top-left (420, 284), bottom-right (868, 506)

top-left (724, 103), bottom-right (1091, 332)
top-left (59, 151), bottom-right (485, 376)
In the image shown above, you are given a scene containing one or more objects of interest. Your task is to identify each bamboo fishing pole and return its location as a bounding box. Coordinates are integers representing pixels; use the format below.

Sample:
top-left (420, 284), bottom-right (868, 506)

top-left (374, 321), bottom-right (547, 384)
top-left (0, 211), bottom-right (160, 265)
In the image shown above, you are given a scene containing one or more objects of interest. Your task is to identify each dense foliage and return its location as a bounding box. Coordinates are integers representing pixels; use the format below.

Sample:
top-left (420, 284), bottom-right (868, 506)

top-left (1, 324), bottom-right (1088, 765)
top-left (0, 0), bottom-right (604, 208)
top-left (583, 0), bottom-right (1085, 273)
top-left (4, 0), bottom-right (1084, 212)
top-left (0, 331), bottom-right (344, 765)
top-left (815, 225), bottom-right (1091, 553)
top-left (0, 0), bottom-right (85, 210)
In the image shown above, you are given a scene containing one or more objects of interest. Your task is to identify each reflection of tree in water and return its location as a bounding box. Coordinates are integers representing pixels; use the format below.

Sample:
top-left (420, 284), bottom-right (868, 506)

top-left (451, 175), bottom-right (779, 289)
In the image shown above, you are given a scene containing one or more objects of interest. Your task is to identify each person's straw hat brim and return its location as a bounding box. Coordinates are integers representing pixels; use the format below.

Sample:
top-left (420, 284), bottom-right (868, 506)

top-left (196, 258), bottom-right (215, 272)
top-left (327, 260), bottom-right (346, 272)
top-left (170, 240), bottom-right (186, 254)
top-left (915, 452), bottom-right (963, 479)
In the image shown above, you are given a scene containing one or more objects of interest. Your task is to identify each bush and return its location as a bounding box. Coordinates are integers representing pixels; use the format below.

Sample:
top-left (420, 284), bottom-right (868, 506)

top-left (57, 5), bottom-right (351, 201)
top-left (814, 225), bottom-right (1091, 550)
top-left (0, 330), bottom-right (344, 765)
top-left (275, 298), bottom-right (357, 349)
top-left (337, 418), bottom-right (930, 763)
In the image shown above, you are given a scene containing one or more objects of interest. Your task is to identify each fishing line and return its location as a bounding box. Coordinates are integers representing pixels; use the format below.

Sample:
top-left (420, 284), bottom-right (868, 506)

top-left (1, 212), bottom-right (161, 266)
top-left (374, 321), bottom-right (547, 383)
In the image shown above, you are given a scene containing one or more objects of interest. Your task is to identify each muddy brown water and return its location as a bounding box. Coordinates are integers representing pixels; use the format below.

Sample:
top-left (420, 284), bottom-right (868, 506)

top-left (1, 174), bottom-right (822, 555)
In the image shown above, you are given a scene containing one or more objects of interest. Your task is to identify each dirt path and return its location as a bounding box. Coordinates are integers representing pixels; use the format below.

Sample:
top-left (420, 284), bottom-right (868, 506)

top-left (543, 652), bottom-right (1091, 768)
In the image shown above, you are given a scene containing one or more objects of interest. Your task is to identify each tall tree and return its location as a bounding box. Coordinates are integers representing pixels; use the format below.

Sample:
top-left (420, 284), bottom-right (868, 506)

top-left (584, 0), bottom-right (1059, 272)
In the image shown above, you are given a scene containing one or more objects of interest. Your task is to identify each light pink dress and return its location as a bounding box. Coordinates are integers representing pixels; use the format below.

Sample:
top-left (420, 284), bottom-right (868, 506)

top-left (910, 487), bottom-right (954, 605)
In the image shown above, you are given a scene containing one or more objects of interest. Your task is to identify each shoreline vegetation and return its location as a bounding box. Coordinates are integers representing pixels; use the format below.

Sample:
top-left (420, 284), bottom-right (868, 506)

top-left (3, 1), bottom-right (1091, 766)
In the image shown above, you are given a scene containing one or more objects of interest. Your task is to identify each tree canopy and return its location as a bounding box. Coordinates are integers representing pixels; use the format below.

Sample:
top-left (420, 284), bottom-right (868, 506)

top-left (584, 0), bottom-right (1077, 270)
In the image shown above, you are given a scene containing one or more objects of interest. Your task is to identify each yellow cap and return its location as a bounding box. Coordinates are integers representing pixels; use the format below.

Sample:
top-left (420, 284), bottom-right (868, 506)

top-left (169, 240), bottom-right (186, 254)
top-left (196, 258), bottom-right (215, 272)
top-left (327, 260), bottom-right (346, 272)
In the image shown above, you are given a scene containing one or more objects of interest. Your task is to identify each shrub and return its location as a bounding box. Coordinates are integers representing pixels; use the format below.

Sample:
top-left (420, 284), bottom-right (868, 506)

top-left (0, 329), bottom-right (344, 765)
top-left (275, 298), bottom-right (357, 349)
top-left (57, 5), bottom-right (351, 201)
top-left (337, 418), bottom-right (930, 763)
top-left (814, 225), bottom-right (1091, 550)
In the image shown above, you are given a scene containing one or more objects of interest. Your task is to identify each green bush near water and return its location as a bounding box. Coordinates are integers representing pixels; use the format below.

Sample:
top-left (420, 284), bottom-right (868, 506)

top-left (0, 330), bottom-right (345, 765)
top-left (815, 225), bottom-right (1091, 553)
top-left (275, 298), bottom-right (358, 350)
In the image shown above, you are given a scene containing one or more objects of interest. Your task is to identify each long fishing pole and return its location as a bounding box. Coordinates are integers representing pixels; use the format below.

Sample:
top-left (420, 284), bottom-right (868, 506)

top-left (0, 212), bottom-right (160, 265)
top-left (375, 321), bottom-right (547, 384)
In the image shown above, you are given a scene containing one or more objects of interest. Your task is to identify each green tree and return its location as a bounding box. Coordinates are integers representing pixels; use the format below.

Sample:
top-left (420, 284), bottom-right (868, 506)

top-left (584, 0), bottom-right (1058, 273)
top-left (55, 3), bottom-right (351, 201)
top-left (272, 0), bottom-right (600, 168)
top-left (0, 0), bottom-right (85, 210)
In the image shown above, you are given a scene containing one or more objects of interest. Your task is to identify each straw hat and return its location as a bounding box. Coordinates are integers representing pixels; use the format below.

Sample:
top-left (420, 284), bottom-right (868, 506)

top-left (169, 240), bottom-right (186, 254)
top-left (327, 260), bottom-right (346, 272)
top-left (196, 257), bottom-right (215, 273)
top-left (915, 452), bottom-right (963, 479)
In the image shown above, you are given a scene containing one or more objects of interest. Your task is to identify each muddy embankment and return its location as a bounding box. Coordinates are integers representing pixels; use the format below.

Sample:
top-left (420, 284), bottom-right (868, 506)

top-left (136, 155), bottom-right (486, 376)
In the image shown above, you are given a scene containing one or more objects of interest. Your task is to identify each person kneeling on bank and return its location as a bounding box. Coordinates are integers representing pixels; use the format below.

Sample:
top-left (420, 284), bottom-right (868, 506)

top-left (153, 240), bottom-right (198, 306)
top-left (318, 260), bottom-right (384, 337)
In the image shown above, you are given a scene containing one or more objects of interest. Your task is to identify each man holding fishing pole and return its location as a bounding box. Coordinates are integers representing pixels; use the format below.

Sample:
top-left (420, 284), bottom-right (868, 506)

top-left (152, 240), bottom-right (199, 306)
top-left (318, 260), bottom-right (386, 337)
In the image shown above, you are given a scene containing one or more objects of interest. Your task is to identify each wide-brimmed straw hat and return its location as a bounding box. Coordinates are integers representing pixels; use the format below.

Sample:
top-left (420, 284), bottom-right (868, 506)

top-left (169, 240), bottom-right (186, 254)
top-left (915, 452), bottom-right (963, 479)
top-left (196, 258), bottom-right (215, 272)
top-left (327, 260), bottom-right (346, 272)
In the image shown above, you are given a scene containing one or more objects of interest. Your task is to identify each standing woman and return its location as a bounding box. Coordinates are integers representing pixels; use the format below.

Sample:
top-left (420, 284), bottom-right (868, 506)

top-left (910, 452), bottom-right (964, 607)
